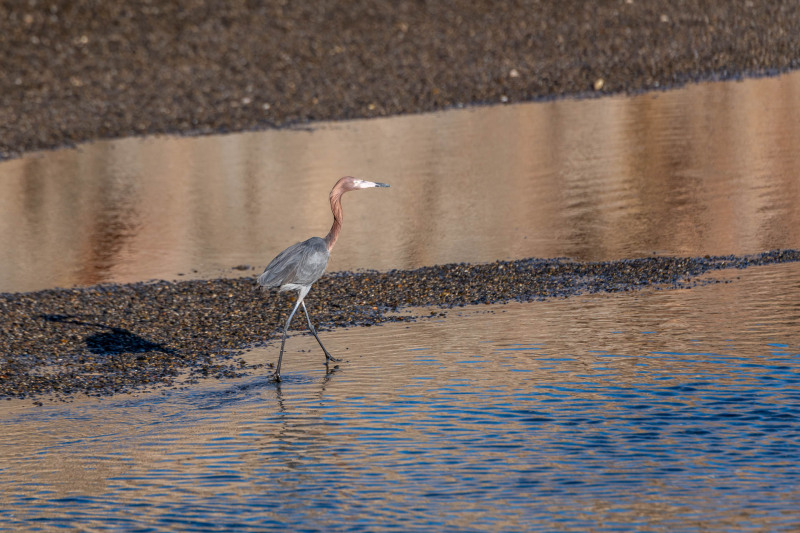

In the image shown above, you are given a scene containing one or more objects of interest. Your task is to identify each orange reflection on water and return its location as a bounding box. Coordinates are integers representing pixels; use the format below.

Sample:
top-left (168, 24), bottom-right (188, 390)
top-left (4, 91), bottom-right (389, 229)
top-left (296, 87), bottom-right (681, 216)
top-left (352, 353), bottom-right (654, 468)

top-left (1, 72), bottom-right (799, 292)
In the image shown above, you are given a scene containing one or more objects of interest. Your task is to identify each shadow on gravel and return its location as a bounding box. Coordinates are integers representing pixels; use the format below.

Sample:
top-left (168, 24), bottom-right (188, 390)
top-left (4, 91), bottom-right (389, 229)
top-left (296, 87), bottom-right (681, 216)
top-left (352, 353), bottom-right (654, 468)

top-left (41, 314), bottom-right (175, 356)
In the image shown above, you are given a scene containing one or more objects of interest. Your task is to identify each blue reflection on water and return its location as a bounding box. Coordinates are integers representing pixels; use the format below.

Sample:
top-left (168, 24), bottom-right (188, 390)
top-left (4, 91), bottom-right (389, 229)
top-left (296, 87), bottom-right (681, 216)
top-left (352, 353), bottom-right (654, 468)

top-left (2, 330), bottom-right (799, 532)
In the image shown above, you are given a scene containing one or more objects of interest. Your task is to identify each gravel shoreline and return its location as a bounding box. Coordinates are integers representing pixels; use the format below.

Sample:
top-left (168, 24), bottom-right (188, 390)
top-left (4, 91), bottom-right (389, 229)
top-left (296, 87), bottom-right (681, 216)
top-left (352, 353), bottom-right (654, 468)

top-left (2, 1), bottom-right (800, 159)
top-left (3, 251), bottom-right (800, 401)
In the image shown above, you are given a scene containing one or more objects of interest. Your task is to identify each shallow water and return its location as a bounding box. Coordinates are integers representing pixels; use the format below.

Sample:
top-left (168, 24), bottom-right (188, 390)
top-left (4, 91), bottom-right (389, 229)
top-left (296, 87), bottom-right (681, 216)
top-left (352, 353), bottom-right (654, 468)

top-left (2, 262), bottom-right (799, 531)
top-left (1, 72), bottom-right (800, 292)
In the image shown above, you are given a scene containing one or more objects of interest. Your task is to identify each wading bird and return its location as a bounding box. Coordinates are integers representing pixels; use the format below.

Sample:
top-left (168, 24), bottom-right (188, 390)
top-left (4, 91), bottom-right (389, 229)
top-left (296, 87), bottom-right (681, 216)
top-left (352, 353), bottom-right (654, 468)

top-left (258, 176), bottom-right (390, 381)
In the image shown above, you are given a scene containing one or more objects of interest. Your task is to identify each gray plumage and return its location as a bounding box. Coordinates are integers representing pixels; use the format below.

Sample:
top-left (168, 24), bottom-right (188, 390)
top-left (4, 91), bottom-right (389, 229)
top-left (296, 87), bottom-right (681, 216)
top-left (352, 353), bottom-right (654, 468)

top-left (257, 237), bottom-right (330, 291)
top-left (259, 176), bottom-right (389, 381)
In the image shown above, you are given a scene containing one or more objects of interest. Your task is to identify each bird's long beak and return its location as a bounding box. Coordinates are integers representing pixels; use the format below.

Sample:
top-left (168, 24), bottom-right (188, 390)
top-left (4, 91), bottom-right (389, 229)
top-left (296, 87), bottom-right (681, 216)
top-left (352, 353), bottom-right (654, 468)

top-left (353, 179), bottom-right (390, 189)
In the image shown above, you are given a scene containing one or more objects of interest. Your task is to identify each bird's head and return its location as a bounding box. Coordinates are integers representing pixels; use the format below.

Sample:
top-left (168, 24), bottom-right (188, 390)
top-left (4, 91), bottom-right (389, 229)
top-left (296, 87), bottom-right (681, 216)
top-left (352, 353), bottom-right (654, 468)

top-left (334, 176), bottom-right (390, 194)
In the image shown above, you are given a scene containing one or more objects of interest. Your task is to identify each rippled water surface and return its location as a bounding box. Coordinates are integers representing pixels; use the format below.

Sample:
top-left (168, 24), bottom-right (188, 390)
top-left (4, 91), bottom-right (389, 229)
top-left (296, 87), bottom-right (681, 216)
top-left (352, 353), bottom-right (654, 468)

top-left (2, 263), bottom-right (800, 531)
top-left (1, 72), bottom-right (800, 291)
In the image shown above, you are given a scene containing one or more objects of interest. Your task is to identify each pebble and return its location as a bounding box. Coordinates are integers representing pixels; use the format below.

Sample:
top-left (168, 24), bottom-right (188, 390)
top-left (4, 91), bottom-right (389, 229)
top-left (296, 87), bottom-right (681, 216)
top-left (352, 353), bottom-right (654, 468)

top-left (2, 1), bottom-right (800, 159)
top-left (1, 250), bottom-right (799, 400)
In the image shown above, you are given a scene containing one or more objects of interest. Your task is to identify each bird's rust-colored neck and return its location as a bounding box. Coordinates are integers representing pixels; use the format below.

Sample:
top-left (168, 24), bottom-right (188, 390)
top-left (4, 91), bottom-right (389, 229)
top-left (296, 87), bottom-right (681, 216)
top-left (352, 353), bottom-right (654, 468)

top-left (324, 186), bottom-right (345, 251)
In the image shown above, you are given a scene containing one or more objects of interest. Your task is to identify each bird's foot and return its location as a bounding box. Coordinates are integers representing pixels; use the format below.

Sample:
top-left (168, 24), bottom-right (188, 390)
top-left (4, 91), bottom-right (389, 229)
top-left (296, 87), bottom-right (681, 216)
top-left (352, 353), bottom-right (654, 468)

top-left (325, 354), bottom-right (341, 363)
top-left (271, 372), bottom-right (282, 382)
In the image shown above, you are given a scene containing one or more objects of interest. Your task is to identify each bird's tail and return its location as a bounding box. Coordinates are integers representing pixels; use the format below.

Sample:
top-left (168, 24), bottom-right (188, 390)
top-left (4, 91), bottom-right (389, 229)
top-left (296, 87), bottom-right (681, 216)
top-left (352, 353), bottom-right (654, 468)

top-left (256, 270), bottom-right (272, 289)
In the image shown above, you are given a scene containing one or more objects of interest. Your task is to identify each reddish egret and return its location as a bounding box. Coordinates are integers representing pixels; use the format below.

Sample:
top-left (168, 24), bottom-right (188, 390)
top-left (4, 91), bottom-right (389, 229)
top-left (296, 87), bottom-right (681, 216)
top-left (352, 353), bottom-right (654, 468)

top-left (258, 176), bottom-right (390, 381)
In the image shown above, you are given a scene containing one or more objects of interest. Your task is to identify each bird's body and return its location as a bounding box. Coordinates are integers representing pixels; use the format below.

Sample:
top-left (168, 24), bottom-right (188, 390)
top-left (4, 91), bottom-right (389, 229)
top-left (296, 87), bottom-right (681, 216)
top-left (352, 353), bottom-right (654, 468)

top-left (258, 236), bottom-right (330, 291)
top-left (258, 176), bottom-right (389, 381)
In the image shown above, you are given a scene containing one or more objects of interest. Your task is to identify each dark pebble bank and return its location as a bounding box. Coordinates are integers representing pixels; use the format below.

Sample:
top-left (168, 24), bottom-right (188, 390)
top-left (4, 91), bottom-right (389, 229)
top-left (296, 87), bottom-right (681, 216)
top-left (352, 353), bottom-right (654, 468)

top-left (3, 251), bottom-right (800, 400)
top-left (2, 1), bottom-right (800, 159)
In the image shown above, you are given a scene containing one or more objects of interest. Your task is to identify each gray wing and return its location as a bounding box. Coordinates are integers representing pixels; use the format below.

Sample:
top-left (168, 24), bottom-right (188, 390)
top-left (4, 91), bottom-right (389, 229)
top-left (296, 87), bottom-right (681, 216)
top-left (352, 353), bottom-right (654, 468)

top-left (257, 237), bottom-right (330, 289)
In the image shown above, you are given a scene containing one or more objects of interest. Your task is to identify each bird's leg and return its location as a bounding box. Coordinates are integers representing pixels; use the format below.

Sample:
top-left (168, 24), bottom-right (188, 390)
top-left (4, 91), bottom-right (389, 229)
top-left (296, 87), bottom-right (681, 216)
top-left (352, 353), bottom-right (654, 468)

top-left (301, 301), bottom-right (340, 363)
top-left (274, 294), bottom-right (304, 381)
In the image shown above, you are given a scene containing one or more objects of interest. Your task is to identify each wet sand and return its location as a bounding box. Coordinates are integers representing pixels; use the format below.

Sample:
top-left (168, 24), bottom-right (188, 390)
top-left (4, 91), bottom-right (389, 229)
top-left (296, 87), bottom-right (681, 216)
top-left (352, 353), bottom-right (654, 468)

top-left (2, 1), bottom-right (800, 159)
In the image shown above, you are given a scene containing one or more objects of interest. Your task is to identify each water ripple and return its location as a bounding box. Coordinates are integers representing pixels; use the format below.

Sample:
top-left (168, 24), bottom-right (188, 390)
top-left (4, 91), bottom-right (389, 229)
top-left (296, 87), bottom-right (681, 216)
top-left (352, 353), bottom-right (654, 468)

top-left (2, 264), bottom-right (800, 531)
